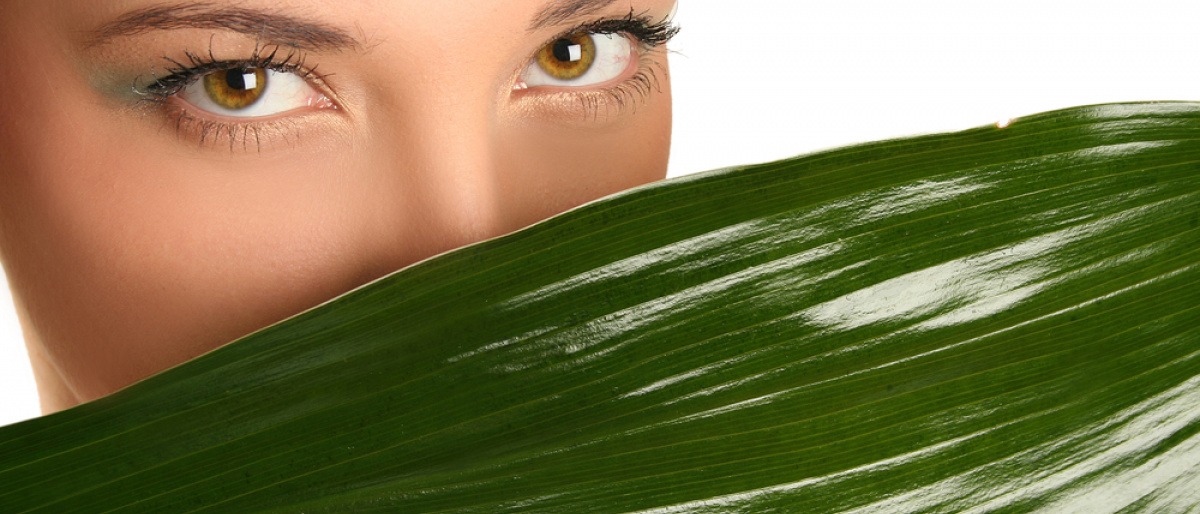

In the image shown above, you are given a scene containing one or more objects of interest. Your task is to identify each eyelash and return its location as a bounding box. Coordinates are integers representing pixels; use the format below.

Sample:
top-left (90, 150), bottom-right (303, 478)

top-left (139, 45), bottom-right (321, 100)
top-left (135, 44), bottom-right (327, 150)
top-left (136, 11), bottom-right (679, 148)
top-left (576, 10), bottom-right (680, 48)
top-left (545, 11), bottom-right (680, 118)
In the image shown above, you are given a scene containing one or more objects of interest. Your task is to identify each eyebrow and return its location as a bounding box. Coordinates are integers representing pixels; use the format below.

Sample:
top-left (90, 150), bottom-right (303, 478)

top-left (87, 2), bottom-right (359, 51)
top-left (529, 0), bottom-right (620, 31)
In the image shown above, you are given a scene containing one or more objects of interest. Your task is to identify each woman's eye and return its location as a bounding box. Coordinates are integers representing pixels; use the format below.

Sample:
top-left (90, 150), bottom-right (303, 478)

top-left (177, 67), bottom-right (330, 118)
top-left (519, 31), bottom-right (634, 88)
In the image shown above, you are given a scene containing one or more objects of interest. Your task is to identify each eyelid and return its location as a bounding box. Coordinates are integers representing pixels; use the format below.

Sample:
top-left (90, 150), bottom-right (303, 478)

top-left (512, 24), bottom-right (674, 122)
top-left (524, 10), bottom-right (679, 63)
top-left (176, 68), bottom-right (337, 119)
top-left (130, 46), bottom-right (345, 151)
top-left (138, 47), bottom-right (337, 106)
top-left (569, 11), bottom-right (680, 48)
top-left (515, 11), bottom-right (678, 88)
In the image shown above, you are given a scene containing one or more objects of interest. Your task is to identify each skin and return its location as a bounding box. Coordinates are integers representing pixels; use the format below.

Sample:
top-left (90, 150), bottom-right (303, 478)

top-left (0, 0), bottom-right (675, 414)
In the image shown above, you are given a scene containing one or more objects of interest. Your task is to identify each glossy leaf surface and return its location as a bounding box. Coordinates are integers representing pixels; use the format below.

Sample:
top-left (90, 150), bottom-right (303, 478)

top-left (2, 102), bottom-right (1199, 512)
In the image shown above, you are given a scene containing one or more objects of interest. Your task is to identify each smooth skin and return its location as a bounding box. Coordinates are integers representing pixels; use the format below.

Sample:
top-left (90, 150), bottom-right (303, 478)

top-left (0, 0), bottom-right (675, 414)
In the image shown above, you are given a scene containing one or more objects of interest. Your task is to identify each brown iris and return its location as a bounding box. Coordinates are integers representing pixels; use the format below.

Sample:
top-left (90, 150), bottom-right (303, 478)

top-left (202, 68), bottom-right (268, 110)
top-left (536, 32), bottom-right (596, 80)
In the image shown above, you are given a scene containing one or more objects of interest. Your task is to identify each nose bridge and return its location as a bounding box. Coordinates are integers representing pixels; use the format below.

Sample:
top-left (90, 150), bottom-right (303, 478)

top-left (386, 77), bottom-right (506, 250)
top-left (414, 94), bottom-right (502, 239)
top-left (359, 16), bottom-right (518, 278)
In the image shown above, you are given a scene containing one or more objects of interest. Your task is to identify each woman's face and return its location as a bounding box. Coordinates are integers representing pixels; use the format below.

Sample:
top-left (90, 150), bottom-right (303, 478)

top-left (0, 0), bottom-right (675, 412)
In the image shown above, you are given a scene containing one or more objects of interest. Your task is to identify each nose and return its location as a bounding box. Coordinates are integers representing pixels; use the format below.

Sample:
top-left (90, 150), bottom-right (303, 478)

top-left (403, 96), bottom-right (505, 244)
top-left (353, 77), bottom-right (509, 283)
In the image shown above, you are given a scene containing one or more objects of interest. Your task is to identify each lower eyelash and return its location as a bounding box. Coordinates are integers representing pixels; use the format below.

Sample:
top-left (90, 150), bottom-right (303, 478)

top-left (142, 12), bottom-right (676, 145)
top-left (538, 10), bottom-right (678, 120)
top-left (129, 41), bottom-right (337, 151)
top-left (163, 102), bottom-right (302, 152)
top-left (574, 52), bottom-right (668, 121)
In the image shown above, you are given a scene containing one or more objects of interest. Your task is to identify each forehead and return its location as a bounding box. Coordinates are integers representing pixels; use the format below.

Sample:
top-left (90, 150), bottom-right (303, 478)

top-left (66, 0), bottom-right (627, 46)
top-left (58, 0), bottom-right (645, 90)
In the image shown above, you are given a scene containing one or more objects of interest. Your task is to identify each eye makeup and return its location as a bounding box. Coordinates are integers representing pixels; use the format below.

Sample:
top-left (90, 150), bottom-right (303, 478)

top-left (96, 6), bottom-right (678, 150)
top-left (514, 10), bottom-right (680, 119)
top-left (129, 44), bottom-right (341, 150)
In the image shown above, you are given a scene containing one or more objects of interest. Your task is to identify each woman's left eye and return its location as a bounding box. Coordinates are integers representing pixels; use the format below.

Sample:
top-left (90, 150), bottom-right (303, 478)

top-left (519, 31), bottom-right (635, 88)
top-left (177, 67), bottom-right (331, 118)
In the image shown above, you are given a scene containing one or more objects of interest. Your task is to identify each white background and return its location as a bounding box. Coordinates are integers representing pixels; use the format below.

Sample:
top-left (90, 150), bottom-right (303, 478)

top-left (2, 0), bottom-right (1198, 427)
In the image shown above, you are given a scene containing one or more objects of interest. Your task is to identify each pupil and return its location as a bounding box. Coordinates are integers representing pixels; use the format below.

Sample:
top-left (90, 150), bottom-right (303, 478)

top-left (225, 69), bottom-right (252, 91)
top-left (552, 39), bottom-right (575, 62)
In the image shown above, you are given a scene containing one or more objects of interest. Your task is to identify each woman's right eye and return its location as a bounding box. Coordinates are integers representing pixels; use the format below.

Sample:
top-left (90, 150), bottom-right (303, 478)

top-left (176, 67), bottom-right (333, 118)
top-left (518, 31), bottom-right (636, 88)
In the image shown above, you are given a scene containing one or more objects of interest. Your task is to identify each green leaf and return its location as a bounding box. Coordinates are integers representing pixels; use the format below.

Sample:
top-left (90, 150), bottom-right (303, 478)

top-left (2, 102), bottom-right (1199, 512)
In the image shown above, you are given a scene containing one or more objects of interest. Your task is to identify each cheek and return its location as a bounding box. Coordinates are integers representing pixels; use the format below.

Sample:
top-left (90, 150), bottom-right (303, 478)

top-left (496, 85), bottom-right (673, 231)
top-left (0, 25), bottom-right (674, 405)
top-left (0, 78), bottom-right (370, 400)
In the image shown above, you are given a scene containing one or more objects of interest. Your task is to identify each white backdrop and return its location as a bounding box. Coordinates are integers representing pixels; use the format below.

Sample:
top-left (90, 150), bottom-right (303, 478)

top-left (3, 0), bottom-right (1198, 427)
